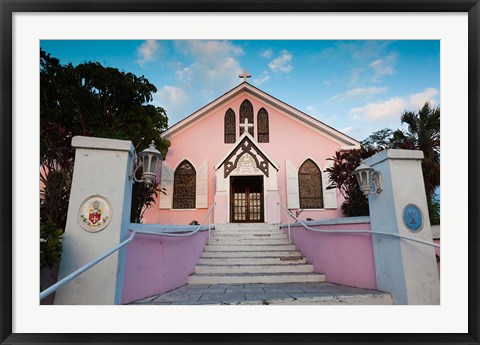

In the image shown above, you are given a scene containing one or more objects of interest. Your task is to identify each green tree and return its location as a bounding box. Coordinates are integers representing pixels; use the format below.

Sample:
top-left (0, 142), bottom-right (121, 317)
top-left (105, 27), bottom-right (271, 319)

top-left (327, 103), bottom-right (440, 222)
top-left (325, 147), bottom-right (378, 217)
top-left (391, 103), bottom-right (440, 224)
top-left (361, 128), bottom-right (394, 150)
top-left (391, 103), bottom-right (440, 196)
top-left (40, 49), bottom-right (170, 269)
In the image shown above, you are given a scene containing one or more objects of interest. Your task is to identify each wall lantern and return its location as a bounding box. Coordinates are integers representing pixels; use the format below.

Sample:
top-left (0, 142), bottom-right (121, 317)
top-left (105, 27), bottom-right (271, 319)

top-left (132, 140), bottom-right (165, 185)
top-left (353, 163), bottom-right (383, 196)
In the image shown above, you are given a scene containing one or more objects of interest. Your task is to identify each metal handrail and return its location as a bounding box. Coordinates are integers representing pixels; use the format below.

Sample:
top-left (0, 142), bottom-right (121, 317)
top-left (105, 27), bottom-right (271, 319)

top-left (40, 202), bottom-right (216, 301)
top-left (39, 230), bottom-right (137, 301)
top-left (277, 202), bottom-right (440, 248)
top-left (132, 202), bottom-right (216, 239)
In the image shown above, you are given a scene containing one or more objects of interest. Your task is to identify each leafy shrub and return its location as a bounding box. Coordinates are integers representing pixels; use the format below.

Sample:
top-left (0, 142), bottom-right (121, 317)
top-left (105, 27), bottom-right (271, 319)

top-left (40, 221), bottom-right (63, 270)
top-left (427, 194), bottom-right (440, 225)
top-left (326, 147), bottom-right (378, 217)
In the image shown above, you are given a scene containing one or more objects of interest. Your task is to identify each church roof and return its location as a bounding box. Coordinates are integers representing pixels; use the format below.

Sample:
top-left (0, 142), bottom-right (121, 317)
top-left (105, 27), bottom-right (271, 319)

top-left (161, 82), bottom-right (360, 148)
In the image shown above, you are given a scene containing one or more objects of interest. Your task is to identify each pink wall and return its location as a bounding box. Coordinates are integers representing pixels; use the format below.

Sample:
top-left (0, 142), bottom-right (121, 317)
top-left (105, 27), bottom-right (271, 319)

top-left (145, 91), bottom-right (349, 225)
top-left (121, 230), bottom-right (208, 304)
top-left (287, 221), bottom-right (377, 290)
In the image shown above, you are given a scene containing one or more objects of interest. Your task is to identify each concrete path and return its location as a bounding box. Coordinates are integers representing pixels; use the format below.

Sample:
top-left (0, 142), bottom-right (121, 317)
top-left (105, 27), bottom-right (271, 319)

top-left (129, 282), bottom-right (393, 305)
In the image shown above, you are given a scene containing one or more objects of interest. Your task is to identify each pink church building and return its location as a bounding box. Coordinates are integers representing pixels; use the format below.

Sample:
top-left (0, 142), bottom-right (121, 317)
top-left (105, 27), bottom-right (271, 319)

top-left (144, 81), bottom-right (360, 225)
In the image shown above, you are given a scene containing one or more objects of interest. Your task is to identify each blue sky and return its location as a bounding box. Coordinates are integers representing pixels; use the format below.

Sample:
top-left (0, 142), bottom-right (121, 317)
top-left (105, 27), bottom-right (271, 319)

top-left (41, 40), bottom-right (440, 141)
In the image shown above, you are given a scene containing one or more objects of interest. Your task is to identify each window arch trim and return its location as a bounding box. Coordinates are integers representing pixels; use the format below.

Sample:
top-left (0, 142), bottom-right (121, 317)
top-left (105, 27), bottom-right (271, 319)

top-left (172, 159), bottom-right (197, 209)
top-left (239, 99), bottom-right (254, 136)
top-left (298, 158), bottom-right (324, 209)
top-left (224, 108), bottom-right (236, 143)
top-left (257, 107), bottom-right (269, 143)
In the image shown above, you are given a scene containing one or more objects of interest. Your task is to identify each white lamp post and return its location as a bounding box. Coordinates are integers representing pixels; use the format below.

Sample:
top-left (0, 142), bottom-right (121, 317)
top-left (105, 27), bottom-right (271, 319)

top-left (353, 162), bottom-right (382, 196)
top-left (132, 140), bottom-right (164, 185)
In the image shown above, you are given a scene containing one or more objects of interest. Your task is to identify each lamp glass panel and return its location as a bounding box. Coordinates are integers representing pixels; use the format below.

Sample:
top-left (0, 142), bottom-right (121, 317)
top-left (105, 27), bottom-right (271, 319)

top-left (150, 156), bottom-right (158, 174)
top-left (143, 156), bottom-right (150, 173)
top-left (361, 171), bottom-right (368, 186)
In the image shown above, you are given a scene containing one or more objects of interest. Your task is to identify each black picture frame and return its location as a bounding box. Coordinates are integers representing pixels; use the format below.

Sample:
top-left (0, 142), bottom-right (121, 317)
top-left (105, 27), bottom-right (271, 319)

top-left (1, 1), bottom-right (478, 344)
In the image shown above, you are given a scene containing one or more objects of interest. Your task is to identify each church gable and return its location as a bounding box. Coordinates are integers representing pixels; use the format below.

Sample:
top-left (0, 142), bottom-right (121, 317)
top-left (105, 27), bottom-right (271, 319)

top-left (215, 133), bottom-right (279, 178)
top-left (161, 83), bottom-right (360, 149)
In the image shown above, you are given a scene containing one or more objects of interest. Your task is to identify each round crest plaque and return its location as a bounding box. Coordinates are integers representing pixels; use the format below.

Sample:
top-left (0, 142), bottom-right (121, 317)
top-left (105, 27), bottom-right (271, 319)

top-left (78, 195), bottom-right (112, 232)
top-left (402, 203), bottom-right (424, 232)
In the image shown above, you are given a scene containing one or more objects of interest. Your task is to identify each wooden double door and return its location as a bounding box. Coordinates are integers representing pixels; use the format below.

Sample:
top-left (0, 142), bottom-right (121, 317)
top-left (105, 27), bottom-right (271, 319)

top-left (230, 176), bottom-right (264, 223)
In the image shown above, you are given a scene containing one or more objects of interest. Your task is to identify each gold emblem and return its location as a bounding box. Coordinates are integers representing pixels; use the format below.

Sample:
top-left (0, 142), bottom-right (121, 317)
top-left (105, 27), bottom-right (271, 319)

top-left (78, 195), bottom-right (112, 232)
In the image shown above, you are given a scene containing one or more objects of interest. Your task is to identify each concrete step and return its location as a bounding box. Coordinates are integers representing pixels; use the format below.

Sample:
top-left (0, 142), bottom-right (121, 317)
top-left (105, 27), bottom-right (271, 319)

top-left (195, 264), bottom-right (314, 274)
top-left (188, 272), bottom-right (325, 284)
top-left (205, 245), bottom-right (296, 252)
top-left (193, 223), bottom-right (318, 286)
top-left (210, 232), bottom-right (288, 239)
top-left (198, 257), bottom-right (308, 265)
top-left (215, 223), bottom-right (279, 230)
top-left (212, 229), bottom-right (283, 235)
top-left (209, 238), bottom-right (290, 245)
top-left (202, 251), bottom-right (302, 258)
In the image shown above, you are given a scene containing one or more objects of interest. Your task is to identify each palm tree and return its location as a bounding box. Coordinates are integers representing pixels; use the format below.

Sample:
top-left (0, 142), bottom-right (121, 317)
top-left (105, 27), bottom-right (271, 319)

top-left (392, 102), bottom-right (440, 196)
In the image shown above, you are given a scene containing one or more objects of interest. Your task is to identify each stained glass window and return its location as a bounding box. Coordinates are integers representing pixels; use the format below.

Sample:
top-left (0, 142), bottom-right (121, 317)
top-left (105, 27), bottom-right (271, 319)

top-left (224, 108), bottom-right (236, 143)
top-left (239, 99), bottom-right (254, 136)
top-left (172, 160), bottom-right (196, 209)
top-left (298, 159), bottom-right (324, 209)
top-left (257, 108), bottom-right (269, 143)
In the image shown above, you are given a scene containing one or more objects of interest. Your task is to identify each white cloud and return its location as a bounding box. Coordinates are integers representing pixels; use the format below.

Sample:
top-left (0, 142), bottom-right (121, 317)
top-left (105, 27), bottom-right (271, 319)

top-left (253, 72), bottom-right (270, 86)
top-left (349, 68), bottom-right (365, 85)
top-left (349, 87), bottom-right (439, 122)
top-left (317, 41), bottom-right (391, 63)
top-left (157, 86), bottom-right (189, 110)
top-left (156, 85), bottom-right (192, 125)
top-left (304, 104), bottom-right (335, 123)
top-left (330, 86), bottom-right (387, 102)
top-left (369, 53), bottom-right (397, 81)
top-left (175, 67), bottom-right (192, 81)
top-left (155, 41), bottom-right (246, 124)
top-left (174, 40), bottom-right (244, 90)
top-left (260, 49), bottom-right (273, 59)
top-left (136, 40), bottom-right (160, 67)
top-left (350, 97), bottom-right (405, 121)
top-left (408, 88), bottom-right (438, 108)
top-left (268, 50), bottom-right (293, 73)
top-left (340, 126), bottom-right (354, 134)
top-left (178, 40), bottom-right (244, 60)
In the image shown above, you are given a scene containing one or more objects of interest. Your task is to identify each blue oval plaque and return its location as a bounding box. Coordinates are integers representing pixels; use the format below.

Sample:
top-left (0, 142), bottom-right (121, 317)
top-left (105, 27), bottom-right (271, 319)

top-left (403, 204), bottom-right (423, 232)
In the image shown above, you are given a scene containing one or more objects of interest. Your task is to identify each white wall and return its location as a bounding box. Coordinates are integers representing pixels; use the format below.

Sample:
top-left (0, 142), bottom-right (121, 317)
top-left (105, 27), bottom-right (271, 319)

top-left (54, 136), bottom-right (134, 305)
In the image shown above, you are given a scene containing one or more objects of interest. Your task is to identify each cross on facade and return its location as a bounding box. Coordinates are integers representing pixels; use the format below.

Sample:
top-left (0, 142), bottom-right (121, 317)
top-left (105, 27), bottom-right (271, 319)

top-left (239, 69), bottom-right (252, 82)
top-left (239, 118), bottom-right (254, 134)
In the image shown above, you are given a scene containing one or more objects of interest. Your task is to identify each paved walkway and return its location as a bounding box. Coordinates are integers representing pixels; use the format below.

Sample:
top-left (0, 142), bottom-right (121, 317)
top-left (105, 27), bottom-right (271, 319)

top-left (129, 283), bottom-right (393, 305)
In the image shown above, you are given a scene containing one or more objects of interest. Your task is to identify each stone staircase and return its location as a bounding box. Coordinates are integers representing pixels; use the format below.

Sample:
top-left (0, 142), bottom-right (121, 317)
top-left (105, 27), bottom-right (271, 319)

top-left (188, 223), bottom-right (326, 284)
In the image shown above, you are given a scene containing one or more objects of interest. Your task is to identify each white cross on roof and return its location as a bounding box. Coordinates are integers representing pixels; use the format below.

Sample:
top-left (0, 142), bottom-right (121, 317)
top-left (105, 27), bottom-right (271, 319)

top-left (239, 69), bottom-right (252, 82)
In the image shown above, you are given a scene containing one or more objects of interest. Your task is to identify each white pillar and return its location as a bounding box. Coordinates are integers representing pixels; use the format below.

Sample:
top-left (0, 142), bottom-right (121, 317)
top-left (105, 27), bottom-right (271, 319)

top-left (54, 136), bottom-right (134, 305)
top-left (364, 149), bottom-right (439, 305)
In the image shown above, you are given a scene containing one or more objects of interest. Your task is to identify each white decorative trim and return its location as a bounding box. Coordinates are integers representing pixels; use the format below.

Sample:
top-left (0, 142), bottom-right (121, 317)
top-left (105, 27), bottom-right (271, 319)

top-left (214, 131), bottom-right (279, 171)
top-left (322, 159), bottom-right (338, 209)
top-left (196, 160), bottom-right (208, 209)
top-left (285, 160), bottom-right (299, 209)
top-left (286, 157), bottom-right (337, 210)
top-left (159, 161), bottom-right (173, 209)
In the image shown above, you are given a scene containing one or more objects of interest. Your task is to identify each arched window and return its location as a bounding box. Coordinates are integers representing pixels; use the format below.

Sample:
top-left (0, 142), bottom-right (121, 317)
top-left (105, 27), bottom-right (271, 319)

top-left (239, 99), bottom-right (254, 136)
top-left (172, 160), bottom-right (196, 209)
top-left (257, 108), bottom-right (269, 143)
top-left (298, 159), bottom-right (324, 209)
top-left (224, 108), bottom-right (236, 143)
